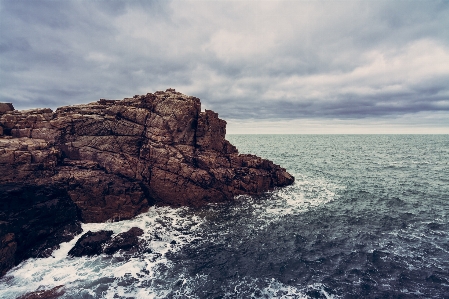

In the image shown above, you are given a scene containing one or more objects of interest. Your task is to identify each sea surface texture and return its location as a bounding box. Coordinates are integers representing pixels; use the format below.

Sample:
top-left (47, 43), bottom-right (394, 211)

top-left (1, 135), bottom-right (448, 299)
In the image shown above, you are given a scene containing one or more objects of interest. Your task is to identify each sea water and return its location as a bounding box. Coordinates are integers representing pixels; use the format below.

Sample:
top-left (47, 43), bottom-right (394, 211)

top-left (1, 135), bottom-right (448, 298)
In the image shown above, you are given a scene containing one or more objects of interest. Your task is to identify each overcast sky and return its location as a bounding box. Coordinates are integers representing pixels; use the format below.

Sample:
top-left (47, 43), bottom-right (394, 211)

top-left (1, 0), bottom-right (448, 133)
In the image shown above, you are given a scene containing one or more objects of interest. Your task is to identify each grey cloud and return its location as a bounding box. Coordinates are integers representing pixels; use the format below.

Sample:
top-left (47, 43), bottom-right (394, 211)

top-left (208, 78), bottom-right (449, 119)
top-left (3, 1), bottom-right (73, 29)
top-left (0, 0), bottom-right (448, 128)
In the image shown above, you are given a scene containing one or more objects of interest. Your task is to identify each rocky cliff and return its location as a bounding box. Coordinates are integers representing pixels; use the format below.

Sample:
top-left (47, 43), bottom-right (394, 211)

top-left (0, 89), bottom-right (294, 276)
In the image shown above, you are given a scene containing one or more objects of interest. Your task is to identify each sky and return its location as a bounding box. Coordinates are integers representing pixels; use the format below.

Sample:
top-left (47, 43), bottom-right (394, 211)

top-left (1, 0), bottom-right (448, 134)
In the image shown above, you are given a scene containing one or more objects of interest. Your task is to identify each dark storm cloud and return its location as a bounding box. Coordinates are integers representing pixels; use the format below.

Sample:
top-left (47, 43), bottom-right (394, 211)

top-left (0, 0), bottom-right (448, 125)
top-left (212, 90), bottom-right (449, 120)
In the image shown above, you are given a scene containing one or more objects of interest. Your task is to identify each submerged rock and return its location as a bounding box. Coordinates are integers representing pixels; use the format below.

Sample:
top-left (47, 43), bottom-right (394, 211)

top-left (17, 285), bottom-right (64, 299)
top-left (0, 89), bottom-right (294, 275)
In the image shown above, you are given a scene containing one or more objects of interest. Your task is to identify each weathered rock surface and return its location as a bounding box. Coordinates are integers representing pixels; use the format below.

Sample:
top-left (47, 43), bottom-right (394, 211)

top-left (0, 89), bottom-right (294, 276)
top-left (0, 103), bottom-right (14, 114)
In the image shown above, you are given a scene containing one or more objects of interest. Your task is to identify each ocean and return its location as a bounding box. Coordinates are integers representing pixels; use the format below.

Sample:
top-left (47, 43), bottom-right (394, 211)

top-left (1, 135), bottom-right (448, 299)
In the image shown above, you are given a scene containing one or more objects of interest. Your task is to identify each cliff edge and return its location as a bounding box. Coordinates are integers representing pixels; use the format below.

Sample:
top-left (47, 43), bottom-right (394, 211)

top-left (0, 89), bottom-right (294, 276)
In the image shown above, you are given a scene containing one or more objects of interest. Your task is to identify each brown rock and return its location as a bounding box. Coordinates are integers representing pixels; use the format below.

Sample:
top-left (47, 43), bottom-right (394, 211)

top-left (17, 285), bottom-right (64, 299)
top-left (0, 88), bottom-right (294, 276)
top-left (0, 103), bottom-right (14, 113)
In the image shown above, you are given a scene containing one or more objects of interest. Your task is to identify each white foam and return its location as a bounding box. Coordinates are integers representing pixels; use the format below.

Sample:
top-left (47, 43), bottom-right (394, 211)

top-left (236, 172), bottom-right (343, 230)
top-left (0, 175), bottom-right (340, 298)
top-left (220, 277), bottom-right (340, 299)
top-left (0, 206), bottom-right (205, 299)
top-left (249, 278), bottom-right (310, 299)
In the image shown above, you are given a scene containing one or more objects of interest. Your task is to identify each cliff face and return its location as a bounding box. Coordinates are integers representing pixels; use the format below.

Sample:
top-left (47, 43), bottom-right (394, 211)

top-left (0, 89), bottom-right (294, 276)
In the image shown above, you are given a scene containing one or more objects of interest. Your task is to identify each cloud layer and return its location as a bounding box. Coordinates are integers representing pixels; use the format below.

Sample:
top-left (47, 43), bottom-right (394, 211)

top-left (1, 0), bottom-right (448, 132)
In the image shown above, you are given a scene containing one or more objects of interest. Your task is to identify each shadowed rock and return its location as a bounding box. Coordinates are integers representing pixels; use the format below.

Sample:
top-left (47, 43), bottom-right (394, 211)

top-left (103, 227), bottom-right (144, 255)
top-left (0, 184), bottom-right (82, 277)
top-left (68, 230), bottom-right (113, 257)
top-left (68, 227), bottom-right (144, 257)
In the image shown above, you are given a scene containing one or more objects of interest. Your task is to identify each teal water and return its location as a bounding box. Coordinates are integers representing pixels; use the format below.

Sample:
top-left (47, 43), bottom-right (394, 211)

top-left (1, 135), bottom-right (448, 298)
top-left (222, 135), bottom-right (449, 298)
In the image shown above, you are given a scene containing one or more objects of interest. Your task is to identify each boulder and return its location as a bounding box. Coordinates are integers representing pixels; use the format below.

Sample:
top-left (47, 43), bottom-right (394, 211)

top-left (68, 227), bottom-right (144, 257)
top-left (103, 227), bottom-right (144, 255)
top-left (68, 230), bottom-right (113, 257)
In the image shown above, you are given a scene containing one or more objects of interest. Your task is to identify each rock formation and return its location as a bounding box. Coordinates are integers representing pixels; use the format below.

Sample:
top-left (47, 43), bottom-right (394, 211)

top-left (68, 227), bottom-right (144, 257)
top-left (103, 227), bottom-right (144, 255)
top-left (68, 230), bottom-right (114, 257)
top-left (0, 89), bottom-right (294, 276)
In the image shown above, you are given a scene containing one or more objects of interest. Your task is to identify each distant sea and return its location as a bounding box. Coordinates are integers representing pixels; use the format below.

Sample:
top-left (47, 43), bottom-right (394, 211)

top-left (1, 135), bottom-right (448, 299)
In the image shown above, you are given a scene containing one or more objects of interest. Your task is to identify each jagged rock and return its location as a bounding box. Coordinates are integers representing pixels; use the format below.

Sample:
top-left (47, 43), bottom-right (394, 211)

top-left (0, 103), bottom-right (14, 136)
top-left (0, 103), bottom-right (14, 114)
top-left (0, 89), bottom-right (294, 276)
top-left (68, 227), bottom-right (144, 257)
top-left (68, 230), bottom-right (113, 257)
top-left (103, 227), bottom-right (144, 255)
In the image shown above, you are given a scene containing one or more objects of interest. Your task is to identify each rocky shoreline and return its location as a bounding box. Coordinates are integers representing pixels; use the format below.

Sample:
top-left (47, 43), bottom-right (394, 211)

top-left (0, 89), bottom-right (294, 277)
